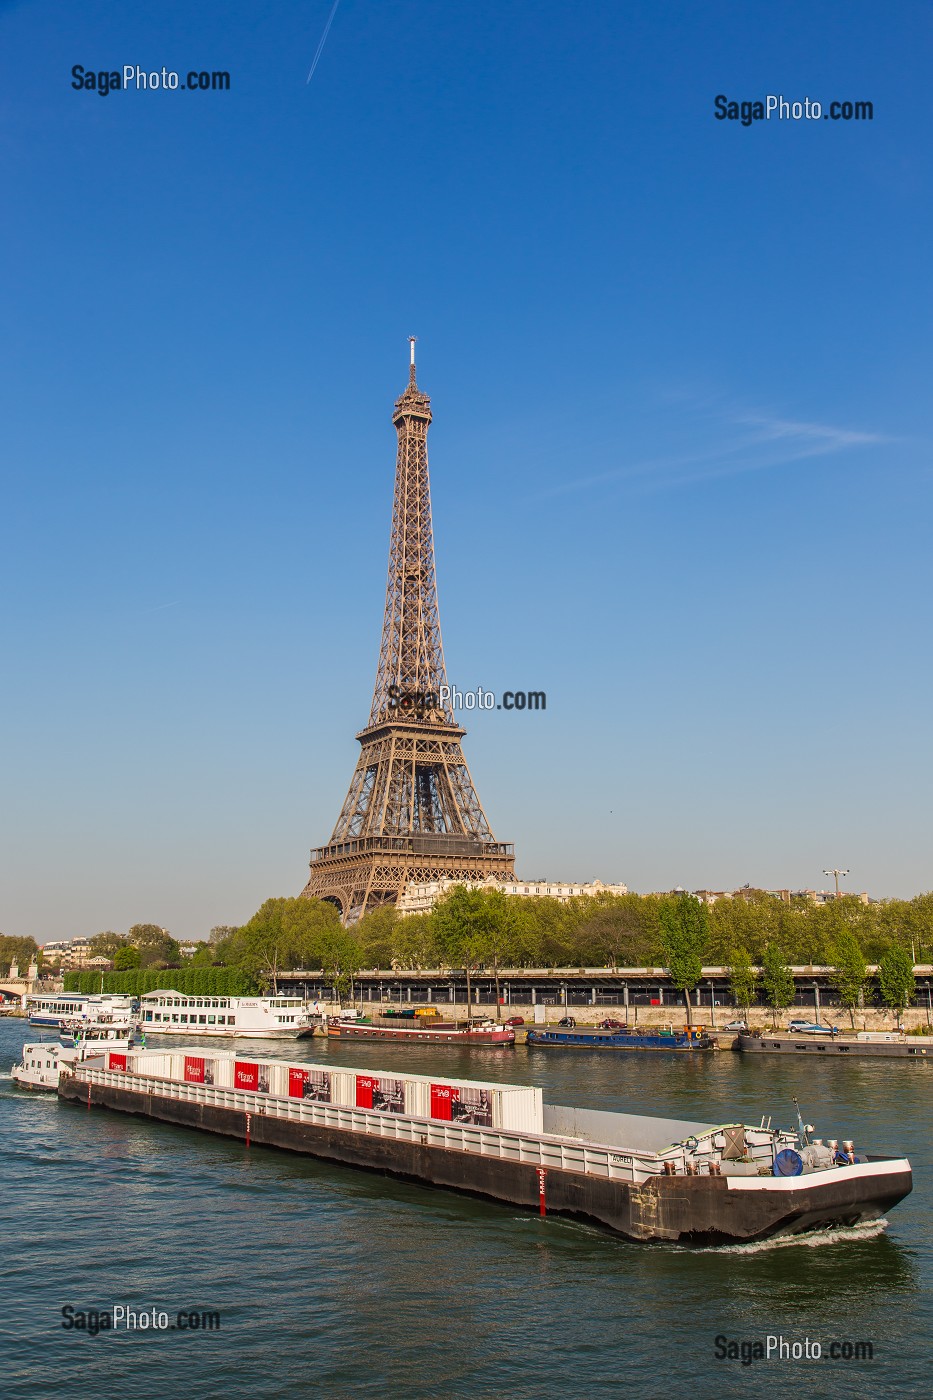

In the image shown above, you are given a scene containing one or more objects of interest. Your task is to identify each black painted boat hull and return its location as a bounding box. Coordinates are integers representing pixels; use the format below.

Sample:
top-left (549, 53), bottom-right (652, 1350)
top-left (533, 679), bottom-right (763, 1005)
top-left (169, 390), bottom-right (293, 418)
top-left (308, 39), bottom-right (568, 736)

top-left (58, 1077), bottom-right (911, 1245)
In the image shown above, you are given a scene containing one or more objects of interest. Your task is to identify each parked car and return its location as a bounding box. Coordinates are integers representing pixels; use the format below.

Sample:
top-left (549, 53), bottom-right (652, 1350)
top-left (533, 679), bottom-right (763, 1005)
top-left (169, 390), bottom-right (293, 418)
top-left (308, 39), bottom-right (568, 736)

top-left (504, 1016), bottom-right (525, 1026)
top-left (721, 1019), bottom-right (748, 1032)
top-left (557, 1016), bottom-right (577, 1028)
top-left (596, 1018), bottom-right (624, 1030)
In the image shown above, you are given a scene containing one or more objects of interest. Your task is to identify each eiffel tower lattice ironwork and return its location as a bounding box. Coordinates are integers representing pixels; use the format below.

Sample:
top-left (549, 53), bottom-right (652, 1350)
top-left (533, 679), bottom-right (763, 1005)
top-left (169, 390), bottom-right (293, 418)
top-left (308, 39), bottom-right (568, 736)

top-left (301, 341), bottom-right (515, 922)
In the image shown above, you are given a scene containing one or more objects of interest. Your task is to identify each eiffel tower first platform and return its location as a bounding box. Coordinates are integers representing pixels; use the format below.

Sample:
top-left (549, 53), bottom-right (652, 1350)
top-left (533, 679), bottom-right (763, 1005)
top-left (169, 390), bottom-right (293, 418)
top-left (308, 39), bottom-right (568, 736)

top-left (301, 341), bottom-right (515, 922)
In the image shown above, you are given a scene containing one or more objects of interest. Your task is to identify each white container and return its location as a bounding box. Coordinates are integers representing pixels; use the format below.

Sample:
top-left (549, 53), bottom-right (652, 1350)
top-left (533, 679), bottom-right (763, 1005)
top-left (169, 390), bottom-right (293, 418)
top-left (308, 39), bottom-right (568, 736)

top-left (118, 1051), bottom-right (544, 1134)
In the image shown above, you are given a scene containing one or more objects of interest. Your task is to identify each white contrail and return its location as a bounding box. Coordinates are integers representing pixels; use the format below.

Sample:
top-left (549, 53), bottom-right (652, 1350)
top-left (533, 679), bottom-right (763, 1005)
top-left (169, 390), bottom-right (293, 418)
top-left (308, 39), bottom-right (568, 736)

top-left (307, 0), bottom-right (342, 84)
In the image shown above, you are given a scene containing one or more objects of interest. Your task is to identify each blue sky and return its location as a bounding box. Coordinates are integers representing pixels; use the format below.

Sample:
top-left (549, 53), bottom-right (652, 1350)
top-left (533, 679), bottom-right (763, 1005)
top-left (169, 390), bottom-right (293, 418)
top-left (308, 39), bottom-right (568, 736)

top-left (1, 1), bottom-right (930, 940)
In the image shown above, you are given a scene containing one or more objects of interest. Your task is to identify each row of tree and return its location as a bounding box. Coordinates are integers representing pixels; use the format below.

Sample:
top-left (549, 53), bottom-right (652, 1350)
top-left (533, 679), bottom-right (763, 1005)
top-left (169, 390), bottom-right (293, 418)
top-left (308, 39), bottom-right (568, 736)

top-left (197, 889), bottom-right (924, 1020)
top-left (11, 886), bottom-right (931, 1014)
top-left (63, 967), bottom-right (258, 997)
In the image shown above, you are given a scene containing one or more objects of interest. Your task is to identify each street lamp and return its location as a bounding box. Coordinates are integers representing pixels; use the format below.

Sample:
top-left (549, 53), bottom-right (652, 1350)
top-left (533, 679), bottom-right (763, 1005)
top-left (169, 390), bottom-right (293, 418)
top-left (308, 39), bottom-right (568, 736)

top-left (823, 868), bottom-right (849, 900)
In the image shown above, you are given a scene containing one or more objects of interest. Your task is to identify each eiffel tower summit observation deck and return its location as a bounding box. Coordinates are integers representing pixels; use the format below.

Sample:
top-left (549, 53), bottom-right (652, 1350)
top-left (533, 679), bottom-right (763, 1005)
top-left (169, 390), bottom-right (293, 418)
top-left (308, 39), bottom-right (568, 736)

top-left (302, 341), bottom-right (515, 923)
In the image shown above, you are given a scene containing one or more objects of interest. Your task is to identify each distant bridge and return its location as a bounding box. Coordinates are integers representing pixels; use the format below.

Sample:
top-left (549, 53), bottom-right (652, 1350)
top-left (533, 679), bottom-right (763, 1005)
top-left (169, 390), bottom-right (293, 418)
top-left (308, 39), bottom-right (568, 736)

top-left (0, 976), bottom-right (59, 1002)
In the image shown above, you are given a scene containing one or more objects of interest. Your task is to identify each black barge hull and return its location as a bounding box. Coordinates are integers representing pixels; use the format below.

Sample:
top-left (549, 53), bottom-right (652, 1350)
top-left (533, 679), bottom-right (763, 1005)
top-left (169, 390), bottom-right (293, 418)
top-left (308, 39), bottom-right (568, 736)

top-left (58, 1076), bottom-right (911, 1245)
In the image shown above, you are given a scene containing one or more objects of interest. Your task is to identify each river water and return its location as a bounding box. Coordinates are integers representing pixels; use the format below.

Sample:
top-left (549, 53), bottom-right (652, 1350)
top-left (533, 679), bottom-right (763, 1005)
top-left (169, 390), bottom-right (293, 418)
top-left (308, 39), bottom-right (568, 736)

top-left (1, 1019), bottom-right (929, 1399)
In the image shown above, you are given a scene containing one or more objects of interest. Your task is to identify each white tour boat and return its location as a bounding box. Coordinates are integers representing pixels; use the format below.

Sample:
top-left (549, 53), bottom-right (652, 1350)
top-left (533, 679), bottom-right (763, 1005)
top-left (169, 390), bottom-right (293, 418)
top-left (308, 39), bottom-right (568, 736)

top-left (139, 991), bottom-right (316, 1039)
top-left (26, 993), bottom-right (136, 1029)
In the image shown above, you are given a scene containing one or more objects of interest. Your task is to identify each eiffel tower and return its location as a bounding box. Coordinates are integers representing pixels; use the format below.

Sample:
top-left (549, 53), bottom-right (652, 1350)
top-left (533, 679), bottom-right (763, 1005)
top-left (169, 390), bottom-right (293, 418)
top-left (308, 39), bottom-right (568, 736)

top-left (301, 341), bottom-right (515, 922)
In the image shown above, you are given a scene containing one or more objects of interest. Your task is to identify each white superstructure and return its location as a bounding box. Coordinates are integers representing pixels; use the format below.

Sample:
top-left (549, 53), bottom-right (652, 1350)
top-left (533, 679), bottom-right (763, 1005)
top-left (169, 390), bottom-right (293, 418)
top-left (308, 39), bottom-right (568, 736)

top-left (139, 992), bottom-right (315, 1039)
top-left (11, 1027), bottom-right (136, 1091)
top-left (26, 993), bottom-right (136, 1028)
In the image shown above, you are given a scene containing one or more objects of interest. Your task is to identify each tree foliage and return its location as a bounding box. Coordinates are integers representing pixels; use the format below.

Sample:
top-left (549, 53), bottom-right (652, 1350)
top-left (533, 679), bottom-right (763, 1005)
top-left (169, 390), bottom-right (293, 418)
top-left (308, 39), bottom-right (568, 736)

top-left (63, 967), bottom-right (258, 996)
top-left (658, 893), bottom-right (708, 1023)
top-left (128, 924), bottom-right (180, 968)
top-left (728, 946), bottom-right (757, 1016)
top-left (831, 928), bottom-right (868, 1028)
top-left (877, 944), bottom-right (915, 1019)
top-left (761, 943), bottom-right (796, 1015)
top-left (0, 935), bottom-right (39, 976)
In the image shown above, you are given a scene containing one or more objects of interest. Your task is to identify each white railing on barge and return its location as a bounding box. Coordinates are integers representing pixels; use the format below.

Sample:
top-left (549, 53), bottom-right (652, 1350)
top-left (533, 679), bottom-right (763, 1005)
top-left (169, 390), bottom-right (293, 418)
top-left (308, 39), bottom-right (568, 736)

top-left (70, 1065), bottom-right (661, 1184)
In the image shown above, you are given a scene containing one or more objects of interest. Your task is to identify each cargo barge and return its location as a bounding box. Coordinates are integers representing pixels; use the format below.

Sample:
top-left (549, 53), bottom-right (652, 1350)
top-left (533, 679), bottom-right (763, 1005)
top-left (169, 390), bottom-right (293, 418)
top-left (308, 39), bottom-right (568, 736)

top-left (737, 1031), bottom-right (932, 1058)
top-left (56, 1046), bottom-right (911, 1244)
top-left (526, 1025), bottom-right (712, 1052)
top-left (327, 1015), bottom-right (514, 1046)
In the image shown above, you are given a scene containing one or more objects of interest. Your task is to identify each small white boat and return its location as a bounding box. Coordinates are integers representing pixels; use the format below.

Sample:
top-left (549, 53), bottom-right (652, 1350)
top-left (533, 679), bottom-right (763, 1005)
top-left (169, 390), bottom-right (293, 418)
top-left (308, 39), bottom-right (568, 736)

top-left (12, 1024), bottom-right (138, 1091)
top-left (58, 1018), bottom-right (138, 1049)
top-left (11, 1041), bottom-right (64, 1091)
top-left (139, 991), bottom-right (316, 1039)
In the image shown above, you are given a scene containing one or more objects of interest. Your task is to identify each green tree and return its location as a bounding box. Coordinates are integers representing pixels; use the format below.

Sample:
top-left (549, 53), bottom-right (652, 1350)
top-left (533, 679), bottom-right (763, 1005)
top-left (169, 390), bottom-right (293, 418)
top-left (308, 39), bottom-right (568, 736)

top-left (128, 924), bottom-right (180, 968)
top-left (761, 943), bottom-right (795, 1023)
top-left (575, 896), bottom-right (646, 970)
top-left (831, 929), bottom-right (868, 1029)
top-left (433, 886), bottom-right (515, 1017)
top-left (0, 935), bottom-right (39, 976)
top-left (318, 928), bottom-right (364, 1003)
top-left (389, 913), bottom-right (439, 971)
top-left (356, 906), bottom-right (398, 970)
top-left (113, 945), bottom-right (141, 971)
top-left (209, 926), bottom-right (238, 945)
top-left (728, 946), bottom-right (757, 1021)
top-left (89, 932), bottom-right (127, 959)
top-left (218, 897), bottom-right (341, 988)
top-left (658, 893), bottom-right (708, 1026)
top-left (877, 944), bottom-right (915, 1024)
top-left (187, 942), bottom-right (218, 967)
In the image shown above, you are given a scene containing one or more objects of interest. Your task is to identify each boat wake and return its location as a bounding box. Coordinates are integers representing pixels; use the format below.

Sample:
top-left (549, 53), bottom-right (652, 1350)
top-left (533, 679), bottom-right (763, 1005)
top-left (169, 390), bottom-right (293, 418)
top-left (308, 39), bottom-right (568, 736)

top-left (715, 1217), bottom-right (890, 1254)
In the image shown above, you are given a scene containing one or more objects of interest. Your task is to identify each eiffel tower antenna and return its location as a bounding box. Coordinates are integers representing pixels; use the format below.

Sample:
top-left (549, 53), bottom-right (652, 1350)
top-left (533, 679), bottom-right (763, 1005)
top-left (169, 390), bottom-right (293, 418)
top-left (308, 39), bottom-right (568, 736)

top-left (302, 342), bottom-right (515, 922)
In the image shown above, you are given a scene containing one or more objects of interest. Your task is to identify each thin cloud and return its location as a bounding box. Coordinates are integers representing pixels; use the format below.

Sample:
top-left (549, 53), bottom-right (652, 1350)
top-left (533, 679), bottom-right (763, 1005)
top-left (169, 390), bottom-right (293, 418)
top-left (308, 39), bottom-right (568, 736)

top-left (533, 400), bottom-right (892, 500)
top-left (735, 413), bottom-right (889, 452)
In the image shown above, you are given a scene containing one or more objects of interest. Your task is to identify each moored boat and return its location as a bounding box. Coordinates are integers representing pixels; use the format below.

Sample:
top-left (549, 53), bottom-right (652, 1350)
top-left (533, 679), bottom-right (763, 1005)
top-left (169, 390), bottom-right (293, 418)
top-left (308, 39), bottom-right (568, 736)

top-left (26, 992), bottom-right (136, 1029)
top-left (139, 991), bottom-right (316, 1039)
top-left (737, 1030), bottom-right (932, 1059)
top-left (526, 1024), bottom-right (712, 1052)
top-left (57, 1046), bottom-right (912, 1244)
top-left (326, 1014), bottom-right (514, 1045)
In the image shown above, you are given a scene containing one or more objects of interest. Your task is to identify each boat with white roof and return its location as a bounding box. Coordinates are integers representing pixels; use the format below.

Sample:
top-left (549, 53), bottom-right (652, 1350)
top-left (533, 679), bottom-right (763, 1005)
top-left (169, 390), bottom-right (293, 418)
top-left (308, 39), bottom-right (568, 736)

top-left (26, 992), bottom-right (136, 1029)
top-left (139, 991), bottom-right (315, 1039)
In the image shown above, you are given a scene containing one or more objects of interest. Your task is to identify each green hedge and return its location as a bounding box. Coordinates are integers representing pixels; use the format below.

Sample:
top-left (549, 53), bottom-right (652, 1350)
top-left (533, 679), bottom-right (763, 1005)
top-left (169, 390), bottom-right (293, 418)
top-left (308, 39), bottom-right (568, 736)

top-left (63, 967), bottom-right (259, 996)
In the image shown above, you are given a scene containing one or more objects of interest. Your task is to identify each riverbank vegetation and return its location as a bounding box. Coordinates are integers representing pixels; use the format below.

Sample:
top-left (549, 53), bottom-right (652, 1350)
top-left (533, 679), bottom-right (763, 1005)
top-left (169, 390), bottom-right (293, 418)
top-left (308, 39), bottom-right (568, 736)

top-left (30, 887), bottom-right (933, 1009)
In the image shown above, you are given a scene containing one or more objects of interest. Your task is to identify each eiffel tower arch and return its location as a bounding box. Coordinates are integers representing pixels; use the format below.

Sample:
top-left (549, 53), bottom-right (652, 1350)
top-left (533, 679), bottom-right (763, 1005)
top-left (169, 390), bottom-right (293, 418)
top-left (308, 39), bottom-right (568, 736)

top-left (301, 342), bottom-right (515, 922)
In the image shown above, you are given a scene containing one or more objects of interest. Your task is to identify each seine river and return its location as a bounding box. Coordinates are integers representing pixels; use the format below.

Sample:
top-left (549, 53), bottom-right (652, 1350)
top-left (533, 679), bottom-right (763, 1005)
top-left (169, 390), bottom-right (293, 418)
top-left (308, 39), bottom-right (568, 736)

top-left (1, 1018), bottom-right (930, 1399)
